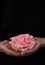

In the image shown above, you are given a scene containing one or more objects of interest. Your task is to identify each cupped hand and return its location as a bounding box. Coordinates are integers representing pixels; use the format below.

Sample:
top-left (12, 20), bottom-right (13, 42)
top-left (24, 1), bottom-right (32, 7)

top-left (0, 40), bottom-right (21, 56)
top-left (19, 37), bottom-right (41, 56)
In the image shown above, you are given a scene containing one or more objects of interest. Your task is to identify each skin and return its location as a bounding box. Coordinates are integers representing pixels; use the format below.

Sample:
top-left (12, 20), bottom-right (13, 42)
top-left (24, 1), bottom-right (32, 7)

top-left (0, 37), bottom-right (45, 57)
top-left (0, 40), bottom-right (21, 56)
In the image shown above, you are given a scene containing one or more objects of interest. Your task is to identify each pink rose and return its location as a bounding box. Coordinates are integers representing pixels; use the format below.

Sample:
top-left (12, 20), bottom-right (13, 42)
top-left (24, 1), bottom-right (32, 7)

top-left (9, 34), bottom-right (36, 52)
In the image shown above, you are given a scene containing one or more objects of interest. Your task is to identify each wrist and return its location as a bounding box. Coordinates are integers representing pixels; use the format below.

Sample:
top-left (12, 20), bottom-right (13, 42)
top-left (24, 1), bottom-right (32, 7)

top-left (0, 42), bottom-right (2, 51)
top-left (39, 38), bottom-right (45, 47)
top-left (0, 42), bottom-right (3, 52)
top-left (35, 37), bottom-right (45, 47)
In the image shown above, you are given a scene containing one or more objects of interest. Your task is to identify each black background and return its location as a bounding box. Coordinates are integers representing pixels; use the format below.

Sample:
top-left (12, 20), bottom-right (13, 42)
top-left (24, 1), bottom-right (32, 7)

top-left (0, 1), bottom-right (45, 65)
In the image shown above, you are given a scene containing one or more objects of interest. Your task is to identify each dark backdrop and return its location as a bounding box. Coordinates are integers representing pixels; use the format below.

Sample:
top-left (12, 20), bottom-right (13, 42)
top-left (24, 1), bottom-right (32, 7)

top-left (0, 1), bottom-right (45, 65)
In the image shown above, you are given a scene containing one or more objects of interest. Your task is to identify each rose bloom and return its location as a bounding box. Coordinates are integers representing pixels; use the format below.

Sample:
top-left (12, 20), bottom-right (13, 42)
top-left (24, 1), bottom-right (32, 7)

top-left (9, 34), bottom-right (36, 52)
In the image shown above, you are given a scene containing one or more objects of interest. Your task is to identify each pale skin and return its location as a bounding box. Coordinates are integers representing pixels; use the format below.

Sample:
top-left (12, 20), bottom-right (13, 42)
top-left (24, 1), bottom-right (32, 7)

top-left (0, 37), bottom-right (45, 56)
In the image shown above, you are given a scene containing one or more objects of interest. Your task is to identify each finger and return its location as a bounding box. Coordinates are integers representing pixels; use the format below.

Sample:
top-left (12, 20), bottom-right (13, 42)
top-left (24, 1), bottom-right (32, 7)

top-left (1, 40), bottom-right (9, 46)
top-left (1, 40), bottom-right (11, 49)
top-left (9, 37), bottom-right (12, 40)
top-left (0, 44), bottom-right (21, 56)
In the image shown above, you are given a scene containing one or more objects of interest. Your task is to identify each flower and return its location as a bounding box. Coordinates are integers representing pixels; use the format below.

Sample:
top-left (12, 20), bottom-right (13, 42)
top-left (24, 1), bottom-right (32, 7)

top-left (9, 34), bottom-right (36, 51)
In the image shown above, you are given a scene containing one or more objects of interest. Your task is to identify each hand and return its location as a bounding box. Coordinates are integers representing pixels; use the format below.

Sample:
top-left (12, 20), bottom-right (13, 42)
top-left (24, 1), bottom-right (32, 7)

top-left (19, 37), bottom-right (41, 56)
top-left (0, 40), bottom-right (21, 56)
